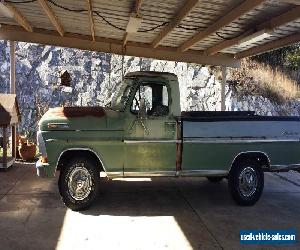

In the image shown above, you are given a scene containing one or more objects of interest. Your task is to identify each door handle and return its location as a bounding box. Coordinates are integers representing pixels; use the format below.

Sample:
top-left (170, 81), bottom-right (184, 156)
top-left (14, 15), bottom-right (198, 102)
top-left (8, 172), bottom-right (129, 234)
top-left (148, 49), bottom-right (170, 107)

top-left (165, 121), bottom-right (176, 133)
top-left (165, 121), bottom-right (176, 126)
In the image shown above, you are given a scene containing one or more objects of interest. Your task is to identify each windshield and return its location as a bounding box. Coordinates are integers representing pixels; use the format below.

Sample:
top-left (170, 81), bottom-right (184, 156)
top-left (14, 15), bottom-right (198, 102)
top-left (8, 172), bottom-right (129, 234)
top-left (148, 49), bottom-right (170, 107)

top-left (110, 79), bottom-right (133, 111)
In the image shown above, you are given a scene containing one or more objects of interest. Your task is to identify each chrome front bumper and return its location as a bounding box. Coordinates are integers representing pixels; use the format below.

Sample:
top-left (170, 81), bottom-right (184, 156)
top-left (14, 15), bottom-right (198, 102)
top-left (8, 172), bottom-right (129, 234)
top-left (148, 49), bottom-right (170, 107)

top-left (36, 130), bottom-right (49, 178)
top-left (35, 159), bottom-right (49, 178)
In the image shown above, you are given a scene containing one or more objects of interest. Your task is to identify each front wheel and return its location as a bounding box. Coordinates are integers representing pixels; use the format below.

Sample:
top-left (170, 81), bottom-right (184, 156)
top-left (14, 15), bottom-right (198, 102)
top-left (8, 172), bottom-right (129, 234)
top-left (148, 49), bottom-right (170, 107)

top-left (228, 159), bottom-right (264, 206)
top-left (58, 157), bottom-right (100, 211)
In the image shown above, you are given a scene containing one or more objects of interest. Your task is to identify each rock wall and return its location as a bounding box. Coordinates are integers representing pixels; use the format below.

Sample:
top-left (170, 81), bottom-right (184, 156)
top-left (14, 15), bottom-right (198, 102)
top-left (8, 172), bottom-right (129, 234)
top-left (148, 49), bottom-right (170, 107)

top-left (1, 41), bottom-right (300, 136)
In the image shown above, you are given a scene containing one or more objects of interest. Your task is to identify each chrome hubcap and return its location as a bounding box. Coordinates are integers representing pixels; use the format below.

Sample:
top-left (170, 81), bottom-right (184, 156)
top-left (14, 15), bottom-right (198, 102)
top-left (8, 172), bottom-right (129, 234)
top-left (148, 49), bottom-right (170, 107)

top-left (238, 167), bottom-right (257, 197)
top-left (68, 165), bottom-right (92, 201)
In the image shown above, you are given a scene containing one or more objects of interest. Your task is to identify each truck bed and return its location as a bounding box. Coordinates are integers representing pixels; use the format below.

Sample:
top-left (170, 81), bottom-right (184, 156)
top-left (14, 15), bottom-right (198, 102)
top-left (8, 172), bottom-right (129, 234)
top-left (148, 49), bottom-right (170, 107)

top-left (181, 111), bottom-right (255, 118)
top-left (181, 111), bottom-right (300, 139)
top-left (180, 111), bottom-right (300, 172)
top-left (181, 111), bottom-right (300, 121)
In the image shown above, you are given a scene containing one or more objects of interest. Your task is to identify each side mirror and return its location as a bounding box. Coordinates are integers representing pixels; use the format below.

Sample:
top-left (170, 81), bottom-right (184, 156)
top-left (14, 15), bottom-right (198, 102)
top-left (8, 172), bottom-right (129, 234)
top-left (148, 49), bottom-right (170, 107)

top-left (138, 98), bottom-right (147, 118)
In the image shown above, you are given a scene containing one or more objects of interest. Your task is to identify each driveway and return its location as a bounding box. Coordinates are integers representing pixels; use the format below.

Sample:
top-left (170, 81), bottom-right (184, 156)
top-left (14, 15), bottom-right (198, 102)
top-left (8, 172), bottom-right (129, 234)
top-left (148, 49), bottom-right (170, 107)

top-left (0, 163), bottom-right (299, 250)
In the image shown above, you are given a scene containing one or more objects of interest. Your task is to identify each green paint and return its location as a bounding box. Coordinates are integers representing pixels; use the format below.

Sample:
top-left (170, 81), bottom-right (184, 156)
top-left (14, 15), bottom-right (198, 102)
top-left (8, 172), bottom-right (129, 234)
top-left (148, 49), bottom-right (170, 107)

top-left (37, 72), bottom-right (300, 178)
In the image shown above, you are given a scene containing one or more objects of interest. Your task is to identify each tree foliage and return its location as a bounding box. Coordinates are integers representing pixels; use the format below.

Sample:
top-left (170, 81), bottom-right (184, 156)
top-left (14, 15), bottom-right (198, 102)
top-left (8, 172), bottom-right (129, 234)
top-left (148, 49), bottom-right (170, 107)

top-left (252, 43), bottom-right (300, 71)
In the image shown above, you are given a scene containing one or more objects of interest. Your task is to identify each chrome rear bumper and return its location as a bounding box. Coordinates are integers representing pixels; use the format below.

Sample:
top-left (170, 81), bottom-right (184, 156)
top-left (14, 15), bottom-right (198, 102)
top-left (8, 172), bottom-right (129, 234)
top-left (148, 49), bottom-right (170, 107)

top-left (270, 164), bottom-right (300, 172)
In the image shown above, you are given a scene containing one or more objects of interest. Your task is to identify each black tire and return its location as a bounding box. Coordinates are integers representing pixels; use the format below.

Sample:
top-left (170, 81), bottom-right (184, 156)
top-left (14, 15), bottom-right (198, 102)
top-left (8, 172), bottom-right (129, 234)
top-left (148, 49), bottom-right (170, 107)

top-left (207, 176), bottom-right (224, 183)
top-left (228, 159), bottom-right (264, 206)
top-left (58, 157), bottom-right (100, 211)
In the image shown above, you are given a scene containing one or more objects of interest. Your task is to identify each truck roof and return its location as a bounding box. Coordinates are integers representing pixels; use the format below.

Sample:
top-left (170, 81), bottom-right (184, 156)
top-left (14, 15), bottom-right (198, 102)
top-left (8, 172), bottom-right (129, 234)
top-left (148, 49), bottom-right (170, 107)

top-left (125, 71), bottom-right (177, 80)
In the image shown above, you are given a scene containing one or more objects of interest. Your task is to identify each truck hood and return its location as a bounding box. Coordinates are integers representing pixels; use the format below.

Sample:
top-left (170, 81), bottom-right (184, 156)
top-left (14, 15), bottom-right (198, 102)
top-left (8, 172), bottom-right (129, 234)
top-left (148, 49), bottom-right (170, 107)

top-left (39, 106), bottom-right (124, 131)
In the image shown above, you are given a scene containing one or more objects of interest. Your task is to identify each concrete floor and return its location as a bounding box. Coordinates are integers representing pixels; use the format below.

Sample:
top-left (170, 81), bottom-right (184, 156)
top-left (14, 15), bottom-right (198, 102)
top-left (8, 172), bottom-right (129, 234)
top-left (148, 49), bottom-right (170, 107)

top-left (0, 163), bottom-right (299, 250)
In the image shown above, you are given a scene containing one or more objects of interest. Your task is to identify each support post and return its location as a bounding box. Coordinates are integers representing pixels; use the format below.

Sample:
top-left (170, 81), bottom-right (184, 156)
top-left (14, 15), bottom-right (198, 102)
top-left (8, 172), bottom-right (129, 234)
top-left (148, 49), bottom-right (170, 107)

top-left (221, 66), bottom-right (227, 111)
top-left (10, 40), bottom-right (17, 158)
top-left (3, 126), bottom-right (8, 168)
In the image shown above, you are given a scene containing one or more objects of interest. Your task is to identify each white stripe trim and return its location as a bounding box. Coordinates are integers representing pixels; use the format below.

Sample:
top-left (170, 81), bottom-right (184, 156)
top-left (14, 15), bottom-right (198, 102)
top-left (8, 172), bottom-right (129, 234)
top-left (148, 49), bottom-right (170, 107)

top-left (184, 138), bottom-right (300, 143)
top-left (124, 171), bottom-right (175, 177)
top-left (180, 170), bottom-right (228, 176)
top-left (124, 140), bottom-right (181, 144)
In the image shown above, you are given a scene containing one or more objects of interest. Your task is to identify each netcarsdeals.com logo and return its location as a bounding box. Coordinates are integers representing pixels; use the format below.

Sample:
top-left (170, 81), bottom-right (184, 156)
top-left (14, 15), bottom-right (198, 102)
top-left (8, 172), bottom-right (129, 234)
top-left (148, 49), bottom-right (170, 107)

top-left (240, 230), bottom-right (296, 244)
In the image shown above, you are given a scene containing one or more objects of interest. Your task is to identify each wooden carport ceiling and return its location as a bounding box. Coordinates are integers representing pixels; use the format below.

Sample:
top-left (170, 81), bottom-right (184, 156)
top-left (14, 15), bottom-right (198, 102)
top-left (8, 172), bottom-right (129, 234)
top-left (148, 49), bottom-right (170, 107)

top-left (0, 0), bottom-right (299, 68)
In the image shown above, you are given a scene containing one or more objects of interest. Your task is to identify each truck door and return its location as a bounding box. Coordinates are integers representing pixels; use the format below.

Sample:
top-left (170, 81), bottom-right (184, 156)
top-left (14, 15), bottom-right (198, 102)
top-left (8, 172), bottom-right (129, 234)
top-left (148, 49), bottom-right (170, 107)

top-left (124, 81), bottom-right (177, 176)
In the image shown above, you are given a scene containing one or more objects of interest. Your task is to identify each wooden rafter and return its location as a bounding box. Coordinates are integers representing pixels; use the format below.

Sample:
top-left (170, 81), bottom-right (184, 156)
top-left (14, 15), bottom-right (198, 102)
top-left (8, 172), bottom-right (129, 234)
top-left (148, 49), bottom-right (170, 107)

top-left (235, 33), bottom-right (300, 58)
top-left (0, 24), bottom-right (240, 68)
top-left (86, 0), bottom-right (95, 41)
top-left (123, 0), bottom-right (143, 47)
top-left (134, 0), bottom-right (142, 15)
top-left (123, 32), bottom-right (129, 47)
top-left (38, 0), bottom-right (64, 37)
top-left (4, 3), bottom-right (33, 32)
top-left (206, 6), bottom-right (300, 55)
top-left (151, 0), bottom-right (199, 48)
top-left (178, 0), bottom-right (266, 52)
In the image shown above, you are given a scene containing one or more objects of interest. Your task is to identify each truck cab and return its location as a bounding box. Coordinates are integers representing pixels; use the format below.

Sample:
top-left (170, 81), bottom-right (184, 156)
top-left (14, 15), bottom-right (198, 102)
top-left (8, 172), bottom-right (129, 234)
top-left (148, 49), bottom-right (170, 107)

top-left (112, 72), bottom-right (181, 175)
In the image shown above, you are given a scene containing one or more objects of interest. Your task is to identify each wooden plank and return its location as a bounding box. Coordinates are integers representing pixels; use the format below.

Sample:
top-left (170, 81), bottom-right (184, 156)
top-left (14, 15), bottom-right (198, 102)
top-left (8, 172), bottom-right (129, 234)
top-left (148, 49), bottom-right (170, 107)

top-left (0, 25), bottom-right (240, 68)
top-left (221, 66), bottom-right (226, 111)
top-left (135, 0), bottom-right (143, 14)
top-left (235, 32), bottom-right (300, 58)
top-left (257, 6), bottom-right (300, 30)
top-left (2, 127), bottom-right (7, 168)
top-left (9, 40), bottom-right (17, 158)
top-left (86, 0), bottom-right (95, 41)
top-left (123, 32), bottom-right (129, 47)
top-left (178, 0), bottom-right (266, 52)
top-left (151, 0), bottom-right (199, 48)
top-left (38, 0), bottom-right (64, 36)
top-left (206, 6), bottom-right (300, 55)
top-left (4, 3), bottom-right (33, 32)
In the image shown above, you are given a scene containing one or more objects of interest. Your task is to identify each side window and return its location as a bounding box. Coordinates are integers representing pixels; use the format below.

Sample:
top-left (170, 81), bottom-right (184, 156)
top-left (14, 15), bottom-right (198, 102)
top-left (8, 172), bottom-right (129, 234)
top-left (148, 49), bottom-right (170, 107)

top-left (130, 83), bottom-right (169, 116)
top-left (131, 85), bottom-right (153, 114)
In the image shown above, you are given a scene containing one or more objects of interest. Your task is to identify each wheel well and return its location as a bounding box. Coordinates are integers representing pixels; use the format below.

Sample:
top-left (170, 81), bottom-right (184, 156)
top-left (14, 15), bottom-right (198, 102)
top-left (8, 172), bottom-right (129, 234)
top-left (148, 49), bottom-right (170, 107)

top-left (57, 150), bottom-right (105, 172)
top-left (231, 152), bottom-right (270, 172)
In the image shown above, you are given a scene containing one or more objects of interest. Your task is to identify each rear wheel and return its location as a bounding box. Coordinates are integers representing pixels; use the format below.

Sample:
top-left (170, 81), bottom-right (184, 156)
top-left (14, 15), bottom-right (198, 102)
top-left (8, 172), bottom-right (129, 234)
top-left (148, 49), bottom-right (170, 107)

top-left (206, 176), bottom-right (224, 183)
top-left (58, 157), bottom-right (100, 211)
top-left (228, 159), bottom-right (264, 206)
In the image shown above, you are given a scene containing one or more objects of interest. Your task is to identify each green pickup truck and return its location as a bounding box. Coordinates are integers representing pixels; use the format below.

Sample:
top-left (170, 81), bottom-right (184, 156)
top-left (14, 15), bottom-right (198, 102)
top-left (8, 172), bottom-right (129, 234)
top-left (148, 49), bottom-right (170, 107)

top-left (36, 71), bottom-right (300, 210)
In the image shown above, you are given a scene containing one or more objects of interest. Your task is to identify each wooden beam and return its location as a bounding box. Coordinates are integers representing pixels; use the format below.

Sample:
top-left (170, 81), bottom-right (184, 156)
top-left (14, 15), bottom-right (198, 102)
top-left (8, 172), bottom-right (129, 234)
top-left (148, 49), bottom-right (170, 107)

top-left (38, 0), bottom-right (64, 37)
top-left (235, 33), bottom-right (300, 58)
top-left (221, 67), bottom-right (226, 111)
top-left (2, 127), bottom-right (8, 168)
top-left (151, 0), bottom-right (199, 48)
top-left (86, 0), bottom-right (95, 41)
top-left (9, 41), bottom-right (16, 158)
top-left (123, 32), bottom-right (129, 47)
top-left (206, 30), bottom-right (253, 55)
top-left (4, 3), bottom-right (33, 32)
top-left (178, 0), bottom-right (265, 52)
top-left (134, 0), bottom-right (143, 15)
top-left (257, 6), bottom-right (300, 30)
top-left (0, 25), bottom-right (240, 68)
top-left (206, 6), bottom-right (300, 55)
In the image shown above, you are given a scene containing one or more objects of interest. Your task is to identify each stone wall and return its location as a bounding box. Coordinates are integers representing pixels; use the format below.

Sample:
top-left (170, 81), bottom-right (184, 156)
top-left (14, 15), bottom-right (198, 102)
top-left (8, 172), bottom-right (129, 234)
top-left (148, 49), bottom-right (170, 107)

top-left (1, 41), bottom-right (300, 136)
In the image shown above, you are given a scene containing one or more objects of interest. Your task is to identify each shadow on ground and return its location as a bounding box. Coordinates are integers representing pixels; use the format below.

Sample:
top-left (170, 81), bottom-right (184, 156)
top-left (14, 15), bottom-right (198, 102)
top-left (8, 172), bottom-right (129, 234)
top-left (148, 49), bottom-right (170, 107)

top-left (0, 163), bottom-right (300, 249)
